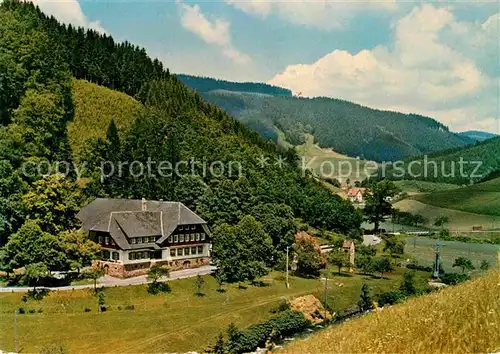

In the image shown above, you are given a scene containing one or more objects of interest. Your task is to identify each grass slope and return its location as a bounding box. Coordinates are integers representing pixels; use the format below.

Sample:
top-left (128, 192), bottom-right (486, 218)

top-left (68, 79), bottom-right (144, 159)
top-left (394, 180), bottom-right (460, 195)
top-left (296, 134), bottom-right (375, 183)
top-left (282, 268), bottom-right (500, 354)
top-left (393, 199), bottom-right (500, 231)
top-left (0, 272), bottom-right (410, 353)
top-left (413, 178), bottom-right (500, 217)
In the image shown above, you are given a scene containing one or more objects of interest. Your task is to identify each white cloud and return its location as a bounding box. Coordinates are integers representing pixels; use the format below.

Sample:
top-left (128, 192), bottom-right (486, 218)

top-left (178, 2), bottom-right (250, 64)
top-left (225, 0), bottom-right (397, 30)
top-left (30, 0), bottom-right (106, 33)
top-left (268, 5), bottom-right (500, 133)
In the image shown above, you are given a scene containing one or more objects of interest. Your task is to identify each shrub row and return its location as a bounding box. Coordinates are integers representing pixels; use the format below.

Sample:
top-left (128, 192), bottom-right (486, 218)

top-left (377, 291), bottom-right (406, 307)
top-left (212, 311), bottom-right (310, 354)
top-left (440, 273), bottom-right (470, 285)
top-left (406, 263), bottom-right (433, 272)
top-left (17, 307), bottom-right (43, 314)
top-left (429, 234), bottom-right (500, 245)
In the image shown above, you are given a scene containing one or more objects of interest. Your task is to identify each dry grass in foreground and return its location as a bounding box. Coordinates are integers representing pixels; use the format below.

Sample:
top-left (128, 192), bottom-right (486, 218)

top-left (282, 269), bottom-right (500, 354)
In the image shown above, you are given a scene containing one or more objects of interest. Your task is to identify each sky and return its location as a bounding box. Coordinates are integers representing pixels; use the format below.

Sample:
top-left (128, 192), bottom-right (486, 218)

top-left (30, 0), bottom-right (499, 134)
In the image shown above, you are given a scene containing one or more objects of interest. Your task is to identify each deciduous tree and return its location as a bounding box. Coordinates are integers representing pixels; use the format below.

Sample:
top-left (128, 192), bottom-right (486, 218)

top-left (453, 257), bottom-right (475, 273)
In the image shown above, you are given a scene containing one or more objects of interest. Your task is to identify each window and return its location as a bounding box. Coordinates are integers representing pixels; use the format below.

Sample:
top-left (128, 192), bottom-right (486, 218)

top-left (111, 239), bottom-right (116, 246)
top-left (174, 235), bottom-right (178, 243)
top-left (168, 236), bottom-right (173, 243)
top-left (103, 250), bottom-right (110, 259)
top-left (180, 235), bottom-right (184, 242)
top-left (184, 247), bottom-right (190, 256)
top-left (191, 225), bottom-right (196, 230)
top-left (196, 233), bottom-right (200, 241)
top-left (131, 238), bottom-right (137, 244)
top-left (170, 249), bottom-right (176, 257)
top-left (128, 252), bottom-right (135, 260)
top-left (149, 236), bottom-right (156, 243)
top-left (112, 252), bottom-right (119, 261)
top-left (177, 248), bottom-right (183, 256)
top-left (201, 233), bottom-right (206, 241)
top-left (179, 225), bottom-right (183, 230)
top-left (98, 235), bottom-right (103, 244)
top-left (197, 245), bottom-right (203, 254)
top-left (191, 246), bottom-right (197, 255)
top-left (190, 234), bottom-right (195, 242)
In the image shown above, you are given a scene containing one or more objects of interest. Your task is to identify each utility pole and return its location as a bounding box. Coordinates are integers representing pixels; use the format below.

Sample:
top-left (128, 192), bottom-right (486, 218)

top-left (433, 240), bottom-right (441, 279)
top-left (14, 309), bottom-right (18, 353)
top-left (286, 246), bottom-right (290, 288)
top-left (323, 276), bottom-right (328, 322)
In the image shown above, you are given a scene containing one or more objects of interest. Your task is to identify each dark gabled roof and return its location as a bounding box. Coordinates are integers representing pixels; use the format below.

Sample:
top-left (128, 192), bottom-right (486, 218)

top-left (77, 198), bottom-right (207, 250)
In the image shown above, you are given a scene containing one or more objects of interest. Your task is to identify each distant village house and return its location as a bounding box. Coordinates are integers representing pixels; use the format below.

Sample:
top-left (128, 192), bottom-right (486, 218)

top-left (77, 198), bottom-right (211, 278)
top-left (347, 187), bottom-right (367, 203)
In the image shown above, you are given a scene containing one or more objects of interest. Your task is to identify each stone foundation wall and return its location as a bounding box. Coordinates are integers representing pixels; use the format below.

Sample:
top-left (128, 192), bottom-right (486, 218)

top-left (93, 257), bottom-right (210, 278)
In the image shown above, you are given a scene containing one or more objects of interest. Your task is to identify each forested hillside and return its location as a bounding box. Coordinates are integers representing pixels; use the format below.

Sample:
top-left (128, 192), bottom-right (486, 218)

top-left (382, 137), bottom-right (500, 185)
top-left (0, 1), bottom-right (361, 274)
top-left (196, 91), bottom-right (472, 161)
top-left (177, 74), bottom-right (292, 96)
top-left (459, 130), bottom-right (498, 142)
top-left (69, 80), bottom-right (144, 159)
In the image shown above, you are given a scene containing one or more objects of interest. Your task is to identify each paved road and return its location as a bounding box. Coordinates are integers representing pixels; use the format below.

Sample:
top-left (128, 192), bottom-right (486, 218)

top-left (0, 265), bottom-right (216, 293)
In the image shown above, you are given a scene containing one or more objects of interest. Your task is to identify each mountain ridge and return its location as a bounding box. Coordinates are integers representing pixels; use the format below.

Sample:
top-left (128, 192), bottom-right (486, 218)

top-left (178, 74), bottom-right (473, 162)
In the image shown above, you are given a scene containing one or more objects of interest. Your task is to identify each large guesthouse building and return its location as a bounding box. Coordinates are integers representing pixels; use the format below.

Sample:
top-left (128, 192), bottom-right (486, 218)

top-left (77, 198), bottom-right (211, 278)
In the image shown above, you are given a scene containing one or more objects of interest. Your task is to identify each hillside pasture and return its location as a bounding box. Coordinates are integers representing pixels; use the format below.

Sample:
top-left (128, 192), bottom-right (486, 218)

top-left (393, 199), bottom-right (500, 231)
top-left (413, 178), bottom-right (500, 217)
top-left (0, 271), bottom-right (411, 353)
top-left (394, 180), bottom-right (460, 195)
top-left (281, 269), bottom-right (500, 354)
top-left (295, 134), bottom-right (376, 183)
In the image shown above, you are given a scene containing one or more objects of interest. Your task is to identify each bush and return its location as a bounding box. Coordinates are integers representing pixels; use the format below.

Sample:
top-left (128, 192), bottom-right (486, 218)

top-left (440, 273), bottom-right (470, 285)
top-left (125, 304), bottom-right (135, 310)
top-left (377, 290), bottom-right (406, 307)
top-left (28, 309), bottom-right (36, 314)
top-left (84, 308), bottom-right (91, 312)
top-left (270, 298), bottom-right (290, 314)
top-left (40, 343), bottom-right (68, 354)
top-left (148, 282), bottom-right (171, 295)
top-left (23, 288), bottom-right (50, 301)
top-left (18, 307), bottom-right (25, 314)
top-left (357, 244), bottom-right (377, 256)
top-left (406, 263), bottom-right (433, 272)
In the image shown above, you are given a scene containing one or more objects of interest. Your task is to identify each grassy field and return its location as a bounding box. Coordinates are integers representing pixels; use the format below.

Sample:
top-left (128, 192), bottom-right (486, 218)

top-left (394, 199), bottom-right (500, 231)
top-left (394, 180), bottom-right (460, 195)
top-left (403, 236), bottom-right (499, 272)
top-left (413, 178), bottom-right (500, 217)
top-left (295, 134), bottom-right (376, 183)
top-left (281, 268), bottom-right (500, 354)
top-left (0, 271), bottom-right (413, 353)
top-left (68, 79), bottom-right (144, 160)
